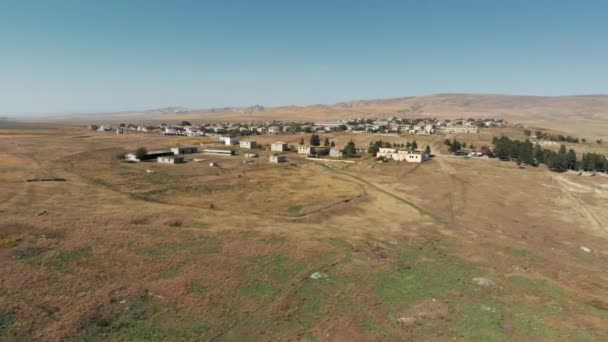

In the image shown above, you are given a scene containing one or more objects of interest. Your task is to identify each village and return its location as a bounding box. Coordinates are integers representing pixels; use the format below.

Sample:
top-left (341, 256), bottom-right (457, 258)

top-left (87, 117), bottom-right (511, 168)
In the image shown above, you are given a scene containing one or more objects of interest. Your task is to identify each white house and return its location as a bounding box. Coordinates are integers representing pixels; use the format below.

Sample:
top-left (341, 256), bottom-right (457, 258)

top-left (240, 140), bottom-right (257, 149)
top-left (219, 136), bottom-right (238, 145)
top-left (377, 148), bottom-right (429, 163)
top-left (329, 148), bottom-right (344, 158)
top-left (271, 142), bottom-right (288, 152)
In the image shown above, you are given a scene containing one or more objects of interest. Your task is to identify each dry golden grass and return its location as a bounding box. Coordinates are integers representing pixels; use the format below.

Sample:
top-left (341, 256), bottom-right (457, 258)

top-left (1, 123), bottom-right (608, 340)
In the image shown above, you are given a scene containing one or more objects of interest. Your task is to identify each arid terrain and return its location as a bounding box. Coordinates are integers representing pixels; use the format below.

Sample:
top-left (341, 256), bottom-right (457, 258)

top-left (37, 94), bottom-right (608, 140)
top-left (1, 116), bottom-right (608, 340)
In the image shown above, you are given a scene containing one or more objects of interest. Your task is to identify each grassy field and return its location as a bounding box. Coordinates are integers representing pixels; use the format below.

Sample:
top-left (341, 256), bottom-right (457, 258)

top-left (1, 124), bottom-right (608, 340)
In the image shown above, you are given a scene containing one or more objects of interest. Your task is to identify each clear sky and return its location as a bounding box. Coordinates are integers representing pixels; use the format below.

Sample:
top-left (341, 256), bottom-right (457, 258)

top-left (1, 0), bottom-right (607, 116)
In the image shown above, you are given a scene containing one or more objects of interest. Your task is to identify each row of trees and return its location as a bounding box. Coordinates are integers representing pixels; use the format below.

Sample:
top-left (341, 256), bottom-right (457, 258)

top-left (443, 139), bottom-right (476, 153)
top-left (304, 134), bottom-right (337, 147)
top-left (492, 136), bottom-right (607, 172)
top-left (525, 129), bottom-right (581, 143)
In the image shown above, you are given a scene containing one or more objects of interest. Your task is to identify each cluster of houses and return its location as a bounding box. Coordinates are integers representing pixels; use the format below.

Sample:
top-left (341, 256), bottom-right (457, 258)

top-left (88, 116), bottom-right (504, 139)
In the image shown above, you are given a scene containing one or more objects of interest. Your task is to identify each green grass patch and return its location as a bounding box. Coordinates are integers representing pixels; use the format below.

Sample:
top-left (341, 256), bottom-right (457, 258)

top-left (79, 293), bottom-right (209, 341)
top-left (46, 247), bottom-right (92, 272)
top-left (0, 311), bottom-right (15, 336)
top-left (240, 282), bottom-right (281, 300)
top-left (287, 204), bottom-right (303, 216)
top-left (510, 302), bottom-right (557, 338)
top-left (570, 329), bottom-right (595, 342)
top-left (190, 282), bottom-right (207, 295)
top-left (374, 241), bottom-right (475, 307)
top-left (450, 303), bottom-right (504, 341)
top-left (508, 276), bottom-right (564, 301)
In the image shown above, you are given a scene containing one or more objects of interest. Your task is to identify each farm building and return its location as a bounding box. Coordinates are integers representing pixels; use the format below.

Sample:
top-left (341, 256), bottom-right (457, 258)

top-left (376, 148), bottom-right (429, 163)
top-left (269, 155), bottom-right (287, 163)
top-left (219, 136), bottom-right (238, 145)
top-left (157, 156), bottom-right (185, 164)
top-left (330, 148), bottom-right (344, 158)
top-left (125, 150), bottom-right (174, 162)
top-left (203, 149), bottom-right (235, 156)
top-left (445, 122), bottom-right (479, 134)
top-left (271, 142), bottom-right (288, 152)
top-left (298, 146), bottom-right (314, 155)
top-left (171, 146), bottom-right (198, 155)
top-left (240, 140), bottom-right (257, 149)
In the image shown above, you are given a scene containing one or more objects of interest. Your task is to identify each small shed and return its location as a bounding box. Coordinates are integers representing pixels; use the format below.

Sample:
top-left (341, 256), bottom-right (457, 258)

top-left (158, 156), bottom-right (185, 164)
top-left (269, 155), bottom-right (287, 163)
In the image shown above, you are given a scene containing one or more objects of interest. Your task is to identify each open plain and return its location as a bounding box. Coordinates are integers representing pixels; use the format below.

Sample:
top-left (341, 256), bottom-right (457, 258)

top-left (1, 121), bottom-right (608, 341)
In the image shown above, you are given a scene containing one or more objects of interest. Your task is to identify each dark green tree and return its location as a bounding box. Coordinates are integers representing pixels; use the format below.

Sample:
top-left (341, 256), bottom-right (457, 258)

top-left (310, 134), bottom-right (321, 146)
top-left (367, 145), bottom-right (379, 156)
top-left (344, 140), bottom-right (357, 157)
top-left (135, 147), bottom-right (148, 160)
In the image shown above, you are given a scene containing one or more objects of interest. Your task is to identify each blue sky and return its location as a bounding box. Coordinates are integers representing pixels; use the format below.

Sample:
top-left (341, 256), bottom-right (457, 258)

top-left (1, 0), bottom-right (607, 115)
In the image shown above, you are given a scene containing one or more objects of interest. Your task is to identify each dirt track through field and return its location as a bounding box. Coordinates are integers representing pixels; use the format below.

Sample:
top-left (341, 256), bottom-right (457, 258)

top-left (310, 161), bottom-right (447, 225)
top-left (552, 174), bottom-right (606, 233)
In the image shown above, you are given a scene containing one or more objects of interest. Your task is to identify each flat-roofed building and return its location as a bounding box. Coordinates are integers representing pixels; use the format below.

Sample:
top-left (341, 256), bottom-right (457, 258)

top-left (271, 142), bottom-right (288, 152)
top-left (240, 140), bottom-right (257, 149)
top-left (329, 148), bottom-right (344, 158)
top-left (376, 148), bottom-right (429, 163)
top-left (219, 136), bottom-right (238, 145)
top-left (445, 122), bottom-right (479, 134)
top-left (171, 146), bottom-right (198, 155)
top-left (125, 150), bottom-right (174, 162)
top-left (203, 149), bottom-right (235, 156)
top-left (269, 155), bottom-right (287, 163)
top-left (298, 146), bottom-right (314, 155)
top-left (157, 155), bottom-right (185, 164)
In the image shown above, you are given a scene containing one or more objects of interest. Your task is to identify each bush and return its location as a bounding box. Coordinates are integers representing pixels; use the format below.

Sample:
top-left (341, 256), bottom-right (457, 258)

top-left (135, 147), bottom-right (147, 160)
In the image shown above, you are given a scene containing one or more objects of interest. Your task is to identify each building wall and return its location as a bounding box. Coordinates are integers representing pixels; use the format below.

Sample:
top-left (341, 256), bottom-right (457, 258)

top-left (271, 143), bottom-right (287, 151)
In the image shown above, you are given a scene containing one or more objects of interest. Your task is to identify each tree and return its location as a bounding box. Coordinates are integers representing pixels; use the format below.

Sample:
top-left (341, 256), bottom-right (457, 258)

top-left (524, 129), bottom-right (531, 136)
top-left (135, 147), bottom-right (148, 160)
top-left (598, 139), bottom-right (603, 145)
top-left (324, 137), bottom-right (330, 147)
top-left (181, 121), bottom-right (191, 126)
top-left (411, 140), bottom-right (418, 149)
top-left (462, 142), bottom-right (467, 149)
top-left (449, 140), bottom-right (462, 153)
top-left (566, 148), bottom-right (577, 170)
top-left (344, 140), bottom-right (357, 157)
top-left (424, 145), bottom-right (431, 155)
top-left (310, 134), bottom-right (321, 146)
top-left (330, 141), bottom-right (336, 147)
top-left (444, 139), bottom-right (451, 146)
top-left (367, 145), bottom-right (379, 156)
top-left (299, 137), bottom-right (304, 145)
